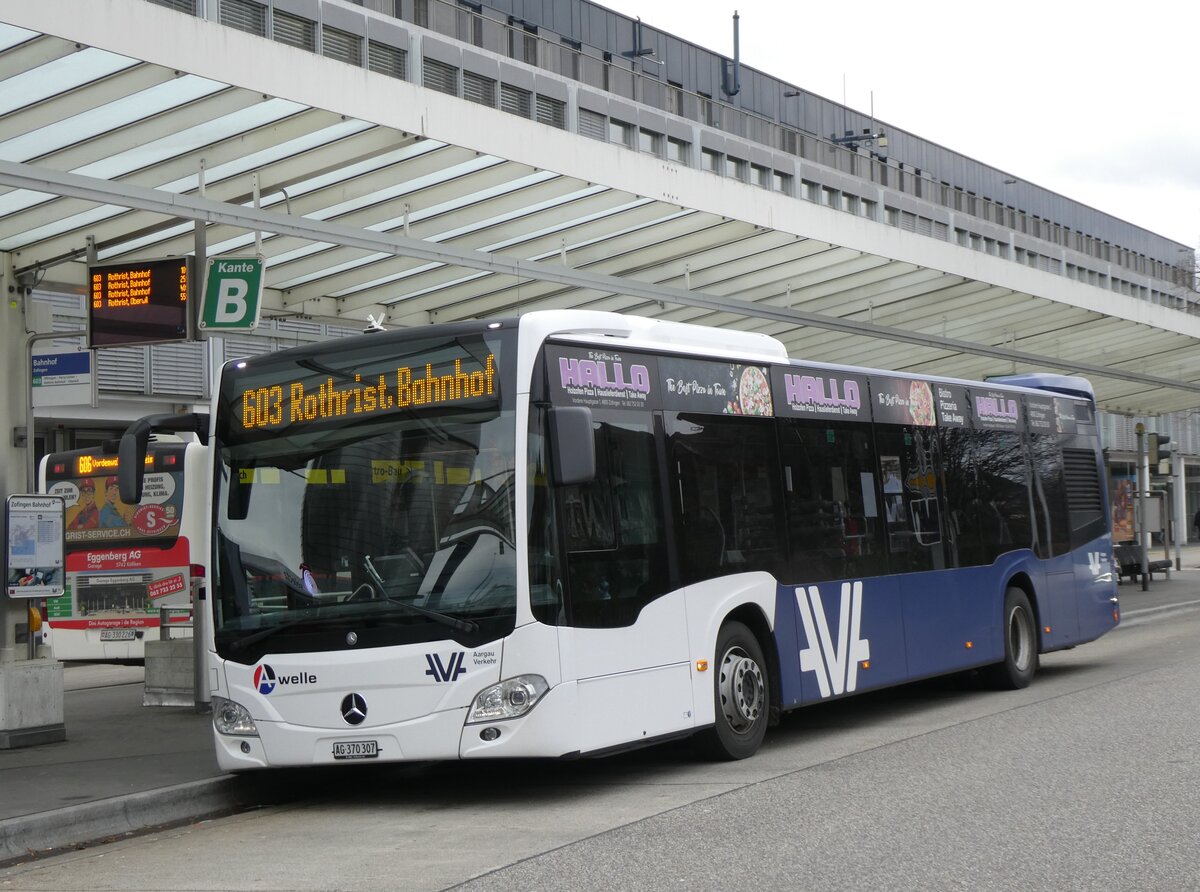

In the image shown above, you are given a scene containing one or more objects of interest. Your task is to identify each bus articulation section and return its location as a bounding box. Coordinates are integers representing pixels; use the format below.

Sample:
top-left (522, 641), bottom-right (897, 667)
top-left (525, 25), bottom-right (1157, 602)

top-left (120, 310), bottom-right (1118, 769)
top-left (40, 442), bottom-right (206, 660)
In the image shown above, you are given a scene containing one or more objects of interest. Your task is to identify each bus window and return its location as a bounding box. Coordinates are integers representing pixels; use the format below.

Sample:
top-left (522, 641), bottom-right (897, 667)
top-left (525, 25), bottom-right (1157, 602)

top-left (1029, 433), bottom-right (1071, 557)
top-left (556, 411), bottom-right (668, 628)
top-left (666, 413), bottom-right (786, 584)
top-left (972, 430), bottom-right (1033, 562)
top-left (940, 427), bottom-right (985, 567)
top-left (874, 426), bottom-right (946, 573)
top-left (776, 419), bottom-right (885, 583)
top-left (527, 410), bottom-right (566, 626)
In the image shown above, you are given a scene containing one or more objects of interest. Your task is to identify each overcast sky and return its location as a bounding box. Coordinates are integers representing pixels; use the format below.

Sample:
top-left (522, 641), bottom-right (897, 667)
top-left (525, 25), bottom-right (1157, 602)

top-left (601, 0), bottom-right (1200, 249)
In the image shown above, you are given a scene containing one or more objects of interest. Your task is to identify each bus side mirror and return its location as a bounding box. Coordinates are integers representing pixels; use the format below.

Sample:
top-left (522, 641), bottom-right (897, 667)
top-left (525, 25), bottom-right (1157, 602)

top-left (118, 419), bottom-right (153, 504)
top-left (118, 412), bottom-right (210, 503)
top-left (548, 406), bottom-right (595, 486)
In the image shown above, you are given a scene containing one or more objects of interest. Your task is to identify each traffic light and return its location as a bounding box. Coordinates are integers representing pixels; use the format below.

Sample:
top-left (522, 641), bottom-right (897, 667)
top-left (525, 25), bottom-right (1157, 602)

top-left (1149, 432), bottom-right (1171, 473)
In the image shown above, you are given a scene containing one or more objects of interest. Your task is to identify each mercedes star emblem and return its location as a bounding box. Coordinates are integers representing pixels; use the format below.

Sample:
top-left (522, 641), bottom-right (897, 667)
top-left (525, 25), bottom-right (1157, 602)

top-left (340, 693), bottom-right (367, 725)
top-left (346, 631), bottom-right (358, 646)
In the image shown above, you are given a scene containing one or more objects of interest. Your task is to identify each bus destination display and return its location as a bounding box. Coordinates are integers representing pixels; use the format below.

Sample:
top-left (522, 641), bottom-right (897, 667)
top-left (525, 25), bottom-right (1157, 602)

top-left (88, 257), bottom-right (192, 348)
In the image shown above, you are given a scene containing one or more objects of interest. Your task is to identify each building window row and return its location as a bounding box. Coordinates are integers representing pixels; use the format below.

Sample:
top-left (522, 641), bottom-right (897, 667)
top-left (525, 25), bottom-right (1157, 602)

top-left (153, 0), bottom-right (1193, 303)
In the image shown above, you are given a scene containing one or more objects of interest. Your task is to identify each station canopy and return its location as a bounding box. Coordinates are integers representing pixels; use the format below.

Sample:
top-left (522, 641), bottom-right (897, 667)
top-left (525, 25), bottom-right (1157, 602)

top-left (2, 6), bottom-right (1199, 416)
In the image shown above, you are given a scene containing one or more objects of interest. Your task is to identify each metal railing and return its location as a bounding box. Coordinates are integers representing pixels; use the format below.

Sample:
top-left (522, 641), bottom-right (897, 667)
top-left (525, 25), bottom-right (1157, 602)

top-left (158, 606), bottom-right (193, 640)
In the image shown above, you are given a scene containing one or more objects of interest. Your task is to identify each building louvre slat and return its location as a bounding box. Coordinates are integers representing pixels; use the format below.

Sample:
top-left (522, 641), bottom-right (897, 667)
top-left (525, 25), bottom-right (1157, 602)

top-left (535, 94), bottom-right (565, 129)
top-left (463, 71), bottom-right (496, 107)
top-left (368, 41), bottom-right (407, 79)
top-left (423, 58), bottom-right (459, 96)
top-left (500, 84), bottom-right (531, 118)
top-left (322, 27), bottom-right (362, 66)
top-left (274, 11), bottom-right (316, 51)
top-left (150, 342), bottom-right (207, 397)
top-left (219, 0), bottom-right (266, 36)
top-left (578, 107), bottom-right (606, 141)
top-left (96, 347), bottom-right (147, 394)
top-left (147, 0), bottom-right (197, 14)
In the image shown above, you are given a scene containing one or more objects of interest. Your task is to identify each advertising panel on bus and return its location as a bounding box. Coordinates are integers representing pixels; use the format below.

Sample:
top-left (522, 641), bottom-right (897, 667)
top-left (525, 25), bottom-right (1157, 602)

top-left (39, 444), bottom-right (200, 659)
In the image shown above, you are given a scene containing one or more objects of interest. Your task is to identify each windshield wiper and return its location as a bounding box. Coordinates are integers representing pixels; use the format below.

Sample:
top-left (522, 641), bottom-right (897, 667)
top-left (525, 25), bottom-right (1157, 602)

top-left (229, 615), bottom-right (314, 654)
top-left (363, 555), bottom-right (479, 634)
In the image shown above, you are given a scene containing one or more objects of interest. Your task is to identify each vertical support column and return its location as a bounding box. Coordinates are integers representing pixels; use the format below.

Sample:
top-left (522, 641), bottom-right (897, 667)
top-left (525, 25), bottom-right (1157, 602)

top-left (1136, 423), bottom-right (1149, 591)
top-left (0, 251), bottom-right (23, 664)
top-left (0, 251), bottom-right (65, 747)
top-left (1176, 454), bottom-right (1186, 571)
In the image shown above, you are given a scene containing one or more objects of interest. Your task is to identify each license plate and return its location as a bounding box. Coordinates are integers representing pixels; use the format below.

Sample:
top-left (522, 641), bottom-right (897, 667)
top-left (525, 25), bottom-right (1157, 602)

top-left (332, 740), bottom-right (379, 760)
top-left (99, 629), bottom-right (137, 641)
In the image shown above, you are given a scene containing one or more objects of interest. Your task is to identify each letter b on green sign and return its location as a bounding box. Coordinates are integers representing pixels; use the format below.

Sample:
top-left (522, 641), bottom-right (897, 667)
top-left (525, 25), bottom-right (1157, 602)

top-left (201, 258), bottom-right (264, 330)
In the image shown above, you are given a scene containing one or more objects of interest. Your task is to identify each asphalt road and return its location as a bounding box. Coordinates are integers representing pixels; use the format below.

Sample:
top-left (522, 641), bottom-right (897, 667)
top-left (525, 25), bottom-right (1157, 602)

top-left (2, 607), bottom-right (1199, 892)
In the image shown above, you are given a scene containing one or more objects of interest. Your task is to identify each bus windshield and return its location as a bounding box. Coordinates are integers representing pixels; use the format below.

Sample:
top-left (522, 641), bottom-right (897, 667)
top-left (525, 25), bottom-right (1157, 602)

top-left (212, 326), bottom-right (517, 663)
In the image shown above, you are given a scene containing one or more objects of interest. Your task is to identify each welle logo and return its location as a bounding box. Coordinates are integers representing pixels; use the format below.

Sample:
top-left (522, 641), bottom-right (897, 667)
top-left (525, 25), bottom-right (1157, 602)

top-left (795, 581), bottom-right (871, 698)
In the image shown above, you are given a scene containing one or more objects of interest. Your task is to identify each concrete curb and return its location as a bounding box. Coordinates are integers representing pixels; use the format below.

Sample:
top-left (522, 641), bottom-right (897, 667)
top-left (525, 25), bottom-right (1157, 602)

top-left (0, 775), bottom-right (263, 864)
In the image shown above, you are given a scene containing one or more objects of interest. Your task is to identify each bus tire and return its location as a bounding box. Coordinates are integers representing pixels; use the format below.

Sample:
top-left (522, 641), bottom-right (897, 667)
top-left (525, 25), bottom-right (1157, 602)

top-left (698, 621), bottom-right (769, 760)
top-left (988, 586), bottom-right (1038, 689)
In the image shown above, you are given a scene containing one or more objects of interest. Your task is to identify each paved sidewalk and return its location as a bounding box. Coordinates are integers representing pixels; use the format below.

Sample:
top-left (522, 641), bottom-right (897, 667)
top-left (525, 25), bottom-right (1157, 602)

top-left (2, 546), bottom-right (1200, 864)
top-left (0, 663), bottom-right (295, 864)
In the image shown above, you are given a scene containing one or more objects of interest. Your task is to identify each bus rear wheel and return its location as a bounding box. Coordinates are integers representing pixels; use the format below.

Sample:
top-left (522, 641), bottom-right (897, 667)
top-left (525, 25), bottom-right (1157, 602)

top-left (699, 621), bottom-right (769, 760)
top-left (988, 586), bottom-right (1038, 689)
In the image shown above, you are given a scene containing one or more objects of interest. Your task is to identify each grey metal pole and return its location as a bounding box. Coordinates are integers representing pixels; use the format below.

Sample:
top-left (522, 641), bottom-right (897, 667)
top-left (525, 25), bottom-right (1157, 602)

top-left (1136, 424), bottom-right (1149, 590)
top-left (1175, 453), bottom-right (1185, 571)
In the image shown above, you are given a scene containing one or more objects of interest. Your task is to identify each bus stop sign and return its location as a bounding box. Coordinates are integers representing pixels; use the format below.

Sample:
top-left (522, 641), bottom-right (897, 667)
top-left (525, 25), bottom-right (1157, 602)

top-left (5, 495), bottom-right (65, 598)
top-left (200, 257), bottom-right (264, 331)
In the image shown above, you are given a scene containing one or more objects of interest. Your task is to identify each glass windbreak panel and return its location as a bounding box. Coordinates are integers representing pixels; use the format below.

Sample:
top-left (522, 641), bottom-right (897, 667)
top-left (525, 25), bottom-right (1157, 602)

top-left (213, 326), bottom-right (517, 663)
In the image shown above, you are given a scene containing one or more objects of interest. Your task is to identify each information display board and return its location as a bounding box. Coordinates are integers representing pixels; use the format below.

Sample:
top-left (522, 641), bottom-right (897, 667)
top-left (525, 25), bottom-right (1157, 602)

top-left (5, 495), bottom-right (65, 598)
top-left (88, 257), bottom-right (192, 348)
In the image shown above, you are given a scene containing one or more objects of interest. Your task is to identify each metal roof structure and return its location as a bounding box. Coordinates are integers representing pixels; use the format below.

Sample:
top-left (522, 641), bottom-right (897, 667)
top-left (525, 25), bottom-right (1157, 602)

top-left (2, 0), bottom-right (1199, 415)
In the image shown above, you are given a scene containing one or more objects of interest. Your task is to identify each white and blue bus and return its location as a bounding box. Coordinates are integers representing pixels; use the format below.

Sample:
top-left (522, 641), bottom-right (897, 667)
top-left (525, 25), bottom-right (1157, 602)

top-left (120, 311), bottom-right (1118, 768)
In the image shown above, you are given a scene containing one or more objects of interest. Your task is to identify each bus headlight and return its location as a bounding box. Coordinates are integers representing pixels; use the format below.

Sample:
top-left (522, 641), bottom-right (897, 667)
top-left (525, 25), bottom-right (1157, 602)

top-left (467, 675), bottom-right (549, 723)
top-left (212, 696), bottom-right (259, 736)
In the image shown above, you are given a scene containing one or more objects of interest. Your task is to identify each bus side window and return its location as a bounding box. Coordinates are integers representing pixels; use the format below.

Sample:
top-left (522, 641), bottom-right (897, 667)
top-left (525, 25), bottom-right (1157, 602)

top-left (874, 425), bottom-right (946, 573)
top-left (527, 415), bottom-right (565, 626)
top-left (777, 419), bottom-right (885, 583)
top-left (1029, 433), bottom-right (1071, 557)
top-left (556, 412), bottom-right (667, 628)
top-left (940, 427), bottom-right (985, 567)
top-left (667, 413), bottom-right (786, 584)
top-left (972, 430), bottom-right (1033, 562)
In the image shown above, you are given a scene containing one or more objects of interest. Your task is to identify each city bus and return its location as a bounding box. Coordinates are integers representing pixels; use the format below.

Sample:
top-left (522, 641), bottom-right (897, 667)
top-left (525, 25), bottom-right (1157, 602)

top-left (119, 310), bottom-right (1118, 768)
top-left (39, 439), bottom-right (208, 660)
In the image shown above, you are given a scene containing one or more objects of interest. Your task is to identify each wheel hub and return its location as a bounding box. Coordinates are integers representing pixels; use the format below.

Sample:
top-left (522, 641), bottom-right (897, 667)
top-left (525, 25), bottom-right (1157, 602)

top-left (719, 648), bottom-right (764, 732)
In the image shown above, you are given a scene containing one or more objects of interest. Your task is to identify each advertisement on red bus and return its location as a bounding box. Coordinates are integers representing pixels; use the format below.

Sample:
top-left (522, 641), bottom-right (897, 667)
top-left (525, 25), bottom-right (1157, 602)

top-left (39, 440), bottom-right (207, 660)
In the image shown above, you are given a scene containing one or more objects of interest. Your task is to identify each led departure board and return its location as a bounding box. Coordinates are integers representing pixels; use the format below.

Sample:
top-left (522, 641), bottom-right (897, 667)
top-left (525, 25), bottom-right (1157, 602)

top-left (88, 257), bottom-right (192, 348)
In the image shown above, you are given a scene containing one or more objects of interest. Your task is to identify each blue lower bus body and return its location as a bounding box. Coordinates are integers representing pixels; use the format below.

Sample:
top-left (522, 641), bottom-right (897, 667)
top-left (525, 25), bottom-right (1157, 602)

top-left (771, 535), bottom-right (1118, 709)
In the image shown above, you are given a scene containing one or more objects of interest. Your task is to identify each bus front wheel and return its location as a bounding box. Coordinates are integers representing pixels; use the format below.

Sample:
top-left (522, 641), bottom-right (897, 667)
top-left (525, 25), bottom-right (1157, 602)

top-left (988, 586), bottom-right (1038, 689)
top-left (699, 621), bottom-right (769, 760)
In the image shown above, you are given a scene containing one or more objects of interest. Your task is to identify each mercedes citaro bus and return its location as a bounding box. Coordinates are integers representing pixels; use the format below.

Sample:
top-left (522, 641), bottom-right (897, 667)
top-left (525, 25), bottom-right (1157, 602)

top-left (119, 310), bottom-right (1118, 769)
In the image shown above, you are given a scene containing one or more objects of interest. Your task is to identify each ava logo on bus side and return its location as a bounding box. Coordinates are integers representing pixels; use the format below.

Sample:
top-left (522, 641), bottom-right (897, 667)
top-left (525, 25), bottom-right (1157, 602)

top-left (795, 581), bottom-right (871, 699)
top-left (253, 663), bottom-right (318, 695)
